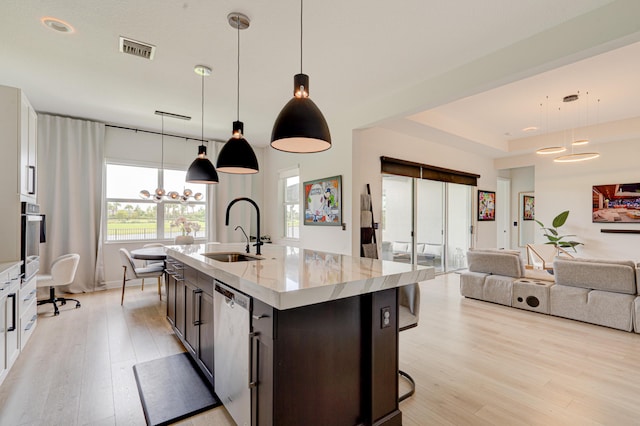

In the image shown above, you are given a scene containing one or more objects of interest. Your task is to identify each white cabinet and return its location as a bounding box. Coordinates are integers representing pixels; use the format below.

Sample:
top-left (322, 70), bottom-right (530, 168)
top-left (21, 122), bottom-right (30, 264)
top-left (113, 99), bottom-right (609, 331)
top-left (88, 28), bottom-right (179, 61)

top-left (19, 275), bottom-right (37, 351)
top-left (0, 263), bottom-right (22, 387)
top-left (19, 91), bottom-right (37, 201)
top-left (0, 85), bottom-right (37, 265)
top-left (0, 84), bottom-right (38, 204)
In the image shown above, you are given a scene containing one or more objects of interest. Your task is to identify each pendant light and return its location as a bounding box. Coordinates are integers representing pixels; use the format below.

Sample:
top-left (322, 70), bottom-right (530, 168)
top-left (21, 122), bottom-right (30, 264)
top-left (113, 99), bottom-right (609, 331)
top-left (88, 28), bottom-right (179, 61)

top-left (140, 111), bottom-right (204, 203)
top-left (216, 13), bottom-right (259, 174)
top-left (553, 93), bottom-right (600, 163)
top-left (270, 0), bottom-right (331, 153)
top-left (536, 96), bottom-right (566, 155)
top-left (186, 65), bottom-right (219, 184)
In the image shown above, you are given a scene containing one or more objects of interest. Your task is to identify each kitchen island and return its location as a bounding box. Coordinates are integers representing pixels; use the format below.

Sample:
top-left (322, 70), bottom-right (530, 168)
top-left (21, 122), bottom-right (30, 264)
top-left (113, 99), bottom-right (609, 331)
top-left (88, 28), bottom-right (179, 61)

top-left (165, 243), bottom-right (434, 426)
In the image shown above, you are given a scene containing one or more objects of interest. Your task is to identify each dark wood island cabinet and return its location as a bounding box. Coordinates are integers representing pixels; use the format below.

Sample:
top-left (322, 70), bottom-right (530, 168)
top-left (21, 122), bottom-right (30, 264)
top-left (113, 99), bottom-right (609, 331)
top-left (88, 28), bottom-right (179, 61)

top-left (165, 244), bottom-right (433, 426)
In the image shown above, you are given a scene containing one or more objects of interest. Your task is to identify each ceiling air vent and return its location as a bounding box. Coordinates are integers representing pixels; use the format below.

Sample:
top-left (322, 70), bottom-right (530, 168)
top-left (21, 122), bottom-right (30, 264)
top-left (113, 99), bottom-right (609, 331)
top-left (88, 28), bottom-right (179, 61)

top-left (119, 36), bottom-right (156, 60)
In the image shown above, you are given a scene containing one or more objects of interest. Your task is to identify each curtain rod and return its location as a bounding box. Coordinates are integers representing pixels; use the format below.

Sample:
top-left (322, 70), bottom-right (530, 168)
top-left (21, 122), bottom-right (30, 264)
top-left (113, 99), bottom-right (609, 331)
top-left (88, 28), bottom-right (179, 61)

top-left (106, 124), bottom-right (225, 144)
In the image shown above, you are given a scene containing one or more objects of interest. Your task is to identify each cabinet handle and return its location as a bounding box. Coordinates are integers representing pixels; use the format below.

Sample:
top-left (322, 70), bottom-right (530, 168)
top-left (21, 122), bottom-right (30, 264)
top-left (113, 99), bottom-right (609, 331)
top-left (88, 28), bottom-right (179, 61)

top-left (7, 293), bottom-right (17, 332)
top-left (23, 289), bottom-right (37, 302)
top-left (193, 288), bottom-right (203, 326)
top-left (248, 331), bottom-right (259, 389)
top-left (28, 165), bottom-right (36, 194)
top-left (24, 314), bottom-right (37, 331)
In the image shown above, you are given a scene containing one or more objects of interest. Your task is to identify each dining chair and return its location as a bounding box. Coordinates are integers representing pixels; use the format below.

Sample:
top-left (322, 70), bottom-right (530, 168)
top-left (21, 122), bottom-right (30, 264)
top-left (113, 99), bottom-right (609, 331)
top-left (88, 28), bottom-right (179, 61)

top-left (36, 253), bottom-right (81, 316)
top-left (119, 248), bottom-right (164, 306)
top-left (141, 243), bottom-right (165, 298)
top-left (398, 282), bottom-right (420, 402)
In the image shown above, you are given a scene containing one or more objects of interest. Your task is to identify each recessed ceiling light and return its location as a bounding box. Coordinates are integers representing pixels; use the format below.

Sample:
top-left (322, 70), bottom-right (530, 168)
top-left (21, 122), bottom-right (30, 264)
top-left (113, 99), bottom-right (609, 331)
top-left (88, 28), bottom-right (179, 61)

top-left (522, 126), bottom-right (538, 132)
top-left (41, 17), bottom-right (74, 33)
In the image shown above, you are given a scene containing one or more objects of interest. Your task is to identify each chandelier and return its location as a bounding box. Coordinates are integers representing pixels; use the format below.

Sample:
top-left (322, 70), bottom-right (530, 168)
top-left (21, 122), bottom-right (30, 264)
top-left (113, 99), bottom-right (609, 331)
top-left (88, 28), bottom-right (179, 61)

top-left (139, 111), bottom-right (203, 204)
top-left (536, 93), bottom-right (600, 163)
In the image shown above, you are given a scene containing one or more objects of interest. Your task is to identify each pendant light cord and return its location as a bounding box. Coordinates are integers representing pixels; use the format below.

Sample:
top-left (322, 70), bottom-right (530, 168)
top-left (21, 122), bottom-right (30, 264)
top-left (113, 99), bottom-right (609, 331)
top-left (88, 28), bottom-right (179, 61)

top-left (237, 15), bottom-right (240, 121)
top-left (300, 0), bottom-right (303, 74)
top-left (161, 114), bottom-right (164, 169)
top-left (201, 72), bottom-right (205, 144)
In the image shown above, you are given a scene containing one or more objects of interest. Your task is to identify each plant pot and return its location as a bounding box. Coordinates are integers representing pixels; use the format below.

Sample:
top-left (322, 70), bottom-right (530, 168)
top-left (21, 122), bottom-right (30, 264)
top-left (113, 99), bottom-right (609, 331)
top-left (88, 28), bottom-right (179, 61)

top-left (174, 235), bottom-right (195, 245)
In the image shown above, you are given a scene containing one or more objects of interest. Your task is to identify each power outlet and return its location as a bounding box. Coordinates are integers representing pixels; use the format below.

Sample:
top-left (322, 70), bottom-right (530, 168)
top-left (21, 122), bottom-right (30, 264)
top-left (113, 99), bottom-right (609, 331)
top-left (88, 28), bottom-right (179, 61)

top-left (381, 306), bottom-right (391, 329)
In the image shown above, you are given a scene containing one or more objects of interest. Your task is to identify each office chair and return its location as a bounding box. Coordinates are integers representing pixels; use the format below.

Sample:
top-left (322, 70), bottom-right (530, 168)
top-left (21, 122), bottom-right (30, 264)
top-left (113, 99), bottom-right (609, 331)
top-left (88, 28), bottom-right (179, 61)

top-left (36, 253), bottom-right (81, 316)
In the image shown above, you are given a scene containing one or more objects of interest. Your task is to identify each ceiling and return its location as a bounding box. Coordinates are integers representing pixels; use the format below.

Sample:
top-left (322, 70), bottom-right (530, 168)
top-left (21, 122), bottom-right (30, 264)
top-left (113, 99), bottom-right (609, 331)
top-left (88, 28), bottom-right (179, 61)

top-left (2, 0), bottom-right (638, 157)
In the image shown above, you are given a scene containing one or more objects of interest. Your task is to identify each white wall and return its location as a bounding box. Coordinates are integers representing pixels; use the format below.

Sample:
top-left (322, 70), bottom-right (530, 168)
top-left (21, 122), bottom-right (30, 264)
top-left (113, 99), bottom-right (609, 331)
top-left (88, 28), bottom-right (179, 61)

top-left (352, 126), bottom-right (500, 257)
top-left (262, 120), bottom-right (353, 255)
top-left (502, 166), bottom-right (535, 253)
top-left (497, 139), bottom-right (640, 260)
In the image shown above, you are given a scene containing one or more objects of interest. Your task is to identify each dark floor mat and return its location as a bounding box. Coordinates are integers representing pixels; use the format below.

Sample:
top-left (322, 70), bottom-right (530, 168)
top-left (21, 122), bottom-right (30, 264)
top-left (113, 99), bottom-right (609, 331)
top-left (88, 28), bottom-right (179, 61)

top-left (133, 352), bottom-right (221, 426)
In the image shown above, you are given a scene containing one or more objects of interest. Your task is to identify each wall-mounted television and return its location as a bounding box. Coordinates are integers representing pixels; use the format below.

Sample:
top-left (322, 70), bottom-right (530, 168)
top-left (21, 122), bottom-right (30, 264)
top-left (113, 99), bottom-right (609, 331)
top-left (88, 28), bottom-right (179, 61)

top-left (592, 183), bottom-right (640, 223)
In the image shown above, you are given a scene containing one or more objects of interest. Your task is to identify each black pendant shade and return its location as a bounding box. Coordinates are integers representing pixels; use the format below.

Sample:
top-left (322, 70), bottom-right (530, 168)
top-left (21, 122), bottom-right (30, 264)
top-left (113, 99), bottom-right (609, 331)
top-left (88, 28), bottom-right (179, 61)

top-left (186, 145), bottom-right (219, 184)
top-left (217, 121), bottom-right (259, 174)
top-left (188, 64), bottom-right (219, 184)
top-left (271, 73), bottom-right (331, 153)
top-left (270, 0), bottom-right (331, 154)
top-left (218, 12), bottom-right (260, 174)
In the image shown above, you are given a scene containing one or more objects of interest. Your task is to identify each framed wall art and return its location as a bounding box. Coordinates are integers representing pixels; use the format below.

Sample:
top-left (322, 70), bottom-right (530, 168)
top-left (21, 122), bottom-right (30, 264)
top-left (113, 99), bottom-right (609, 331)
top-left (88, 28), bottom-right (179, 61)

top-left (592, 182), bottom-right (640, 223)
top-left (478, 190), bottom-right (495, 221)
top-left (303, 175), bottom-right (342, 226)
top-left (523, 194), bottom-right (535, 220)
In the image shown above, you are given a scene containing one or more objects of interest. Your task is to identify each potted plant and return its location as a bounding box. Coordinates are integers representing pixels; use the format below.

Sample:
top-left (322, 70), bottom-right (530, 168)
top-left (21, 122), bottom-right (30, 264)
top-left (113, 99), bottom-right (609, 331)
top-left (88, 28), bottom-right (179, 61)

top-left (535, 210), bottom-right (583, 252)
top-left (173, 216), bottom-right (200, 245)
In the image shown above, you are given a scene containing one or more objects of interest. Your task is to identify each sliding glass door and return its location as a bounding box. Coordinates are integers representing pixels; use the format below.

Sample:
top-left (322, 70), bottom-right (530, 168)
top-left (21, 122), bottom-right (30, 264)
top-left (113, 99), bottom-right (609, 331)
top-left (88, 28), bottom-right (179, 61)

top-left (416, 179), bottom-right (444, 271)
top-left (382, 174), bottom-right (472, 274)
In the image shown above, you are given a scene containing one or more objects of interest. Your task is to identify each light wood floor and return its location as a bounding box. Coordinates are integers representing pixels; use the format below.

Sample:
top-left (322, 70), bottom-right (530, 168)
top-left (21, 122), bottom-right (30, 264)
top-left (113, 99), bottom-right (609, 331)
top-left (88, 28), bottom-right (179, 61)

top-left (2, 274), bottom-right (640, 425)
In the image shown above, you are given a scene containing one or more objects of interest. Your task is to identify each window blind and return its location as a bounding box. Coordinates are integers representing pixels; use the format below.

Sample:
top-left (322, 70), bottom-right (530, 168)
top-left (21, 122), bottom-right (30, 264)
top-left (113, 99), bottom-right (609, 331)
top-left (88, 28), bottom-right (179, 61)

top-left (380, 156), bottom-right (479, 186)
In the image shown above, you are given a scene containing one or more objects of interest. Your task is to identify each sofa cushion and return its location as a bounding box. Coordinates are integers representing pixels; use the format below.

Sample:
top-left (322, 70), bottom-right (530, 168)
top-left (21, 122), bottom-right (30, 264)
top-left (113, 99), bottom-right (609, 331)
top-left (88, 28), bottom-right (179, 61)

top-left (483, 275), bottom-right (514, 306)
top-left (460, 271), bottom-right (488, 300)
top-left (467, 249), bottom-right (524, 278)
top-left (587, 290), bottom-right (634, 332)
top-left (422, 243), bottom-right (442, 257)
top-left (392, 242), bottom-right (409, 253)
top-left (551, 285), bottom-right (634, 331)
top-left (634, 297), bottom-right (640, 334)
top-left (553, 257), bottom-right (637, 294)
top-left (550, 285), bottom-right (589, 322)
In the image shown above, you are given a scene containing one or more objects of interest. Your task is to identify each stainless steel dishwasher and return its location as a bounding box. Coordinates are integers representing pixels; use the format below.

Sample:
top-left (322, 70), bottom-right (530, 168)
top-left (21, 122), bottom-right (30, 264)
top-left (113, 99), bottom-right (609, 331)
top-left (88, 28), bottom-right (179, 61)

top-left (214, 280), bottom-right (252, 426)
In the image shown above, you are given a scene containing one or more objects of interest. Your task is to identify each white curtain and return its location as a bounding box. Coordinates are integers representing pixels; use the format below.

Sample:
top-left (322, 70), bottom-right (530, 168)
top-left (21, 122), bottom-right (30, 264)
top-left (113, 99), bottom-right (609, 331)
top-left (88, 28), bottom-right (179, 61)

top-left (37, 114), bottom-right (105, 292)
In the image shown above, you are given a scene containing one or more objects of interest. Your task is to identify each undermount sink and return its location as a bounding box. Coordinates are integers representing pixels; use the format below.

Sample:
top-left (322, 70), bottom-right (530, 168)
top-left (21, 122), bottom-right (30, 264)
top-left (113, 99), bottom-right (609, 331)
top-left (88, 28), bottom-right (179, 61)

top-left (203, 252), bottom-right (262, 262)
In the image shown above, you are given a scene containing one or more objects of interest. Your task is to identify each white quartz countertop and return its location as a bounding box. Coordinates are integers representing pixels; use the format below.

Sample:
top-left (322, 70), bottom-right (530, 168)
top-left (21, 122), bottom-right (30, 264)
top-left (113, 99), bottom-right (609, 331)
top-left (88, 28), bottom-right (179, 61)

top-left (0, 261), bottom-right (22, 275)
top-left (166, 243), bottom-right (434, 310)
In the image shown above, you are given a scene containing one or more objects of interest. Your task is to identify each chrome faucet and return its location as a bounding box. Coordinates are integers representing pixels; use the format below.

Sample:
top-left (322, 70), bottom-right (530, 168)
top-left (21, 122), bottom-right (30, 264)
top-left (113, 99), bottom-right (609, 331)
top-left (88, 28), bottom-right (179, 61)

top-left (226, 197), bottom-right (263, 255)
top-left (234, 225), bottom-right (250, 254)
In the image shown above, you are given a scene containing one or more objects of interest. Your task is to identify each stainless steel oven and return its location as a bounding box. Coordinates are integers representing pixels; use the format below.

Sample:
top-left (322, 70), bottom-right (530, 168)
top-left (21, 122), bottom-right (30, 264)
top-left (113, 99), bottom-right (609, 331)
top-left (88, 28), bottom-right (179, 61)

top-left (21, 202), bottom-right (42, 282)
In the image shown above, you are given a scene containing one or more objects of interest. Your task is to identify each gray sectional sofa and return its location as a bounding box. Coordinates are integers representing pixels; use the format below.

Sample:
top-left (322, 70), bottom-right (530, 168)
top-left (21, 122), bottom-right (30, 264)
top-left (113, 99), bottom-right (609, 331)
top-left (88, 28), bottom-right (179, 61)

top-left (460, 249), bottom-right (640, 333)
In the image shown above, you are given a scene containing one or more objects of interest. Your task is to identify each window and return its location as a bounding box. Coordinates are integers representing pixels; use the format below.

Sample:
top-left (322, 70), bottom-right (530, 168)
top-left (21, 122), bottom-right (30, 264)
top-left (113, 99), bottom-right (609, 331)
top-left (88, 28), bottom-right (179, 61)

top-left (106, 163), bottom-right (207, 241)
top-left (281, 168), bottom-right (300, 239)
